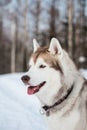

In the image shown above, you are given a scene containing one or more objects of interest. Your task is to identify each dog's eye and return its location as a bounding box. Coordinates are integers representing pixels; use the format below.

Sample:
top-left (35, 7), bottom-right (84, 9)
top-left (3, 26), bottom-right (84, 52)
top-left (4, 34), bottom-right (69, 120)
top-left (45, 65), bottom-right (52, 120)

top-left (39, 65), bottom-right (46, 68)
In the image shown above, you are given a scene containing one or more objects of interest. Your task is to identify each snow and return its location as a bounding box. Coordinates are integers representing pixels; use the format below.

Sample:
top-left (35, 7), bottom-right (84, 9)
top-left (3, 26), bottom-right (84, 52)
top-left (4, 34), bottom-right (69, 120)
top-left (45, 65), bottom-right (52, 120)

top-left (0, 73), bottom-right (48, 130)
top-left (80, 69), bottom-right (87, 79)
top-left (0, 70), bottom-right (87, 130)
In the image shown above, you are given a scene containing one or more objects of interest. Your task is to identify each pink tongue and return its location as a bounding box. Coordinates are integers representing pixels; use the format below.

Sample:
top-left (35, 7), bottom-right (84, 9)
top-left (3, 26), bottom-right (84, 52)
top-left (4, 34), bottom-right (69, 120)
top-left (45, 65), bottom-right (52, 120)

top-left (27, 86), bottom-right (39, 95)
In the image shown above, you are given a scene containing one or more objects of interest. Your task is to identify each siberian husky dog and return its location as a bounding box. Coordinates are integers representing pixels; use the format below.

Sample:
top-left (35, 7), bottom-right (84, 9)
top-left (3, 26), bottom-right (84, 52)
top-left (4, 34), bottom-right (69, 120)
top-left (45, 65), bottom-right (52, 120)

top-left (21, 38), bottom-right (87, 130)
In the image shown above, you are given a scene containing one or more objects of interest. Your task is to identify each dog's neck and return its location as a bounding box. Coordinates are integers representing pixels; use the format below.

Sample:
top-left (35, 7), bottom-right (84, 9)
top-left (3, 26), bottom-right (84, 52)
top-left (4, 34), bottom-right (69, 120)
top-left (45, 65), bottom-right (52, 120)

top-left (40, 84), bottom-right (74, 116)
top-left (40, 79), bottom-right (87, 117)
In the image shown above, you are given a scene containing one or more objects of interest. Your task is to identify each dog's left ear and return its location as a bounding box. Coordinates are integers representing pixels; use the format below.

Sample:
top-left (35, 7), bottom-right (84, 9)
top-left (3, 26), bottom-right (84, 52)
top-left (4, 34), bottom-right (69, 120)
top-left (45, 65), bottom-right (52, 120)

top-left (49, 38), bottom-right (63, 55)
top-left (33, 39), bottom-right (40, 52)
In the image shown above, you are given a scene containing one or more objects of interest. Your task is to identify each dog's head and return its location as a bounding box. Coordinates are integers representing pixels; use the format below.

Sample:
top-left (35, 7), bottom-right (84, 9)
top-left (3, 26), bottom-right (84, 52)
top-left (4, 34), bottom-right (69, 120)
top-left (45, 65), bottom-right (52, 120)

top-left (21, 38), bottom-right (76, 105)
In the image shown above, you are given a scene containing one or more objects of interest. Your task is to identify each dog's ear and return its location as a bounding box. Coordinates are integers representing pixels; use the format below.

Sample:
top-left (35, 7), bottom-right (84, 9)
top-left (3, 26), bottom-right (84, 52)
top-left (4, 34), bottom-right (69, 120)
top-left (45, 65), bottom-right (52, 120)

top-left (49, 38), bottom-right (63, 55)
top-left (33, 39), bottom-right (40, 52)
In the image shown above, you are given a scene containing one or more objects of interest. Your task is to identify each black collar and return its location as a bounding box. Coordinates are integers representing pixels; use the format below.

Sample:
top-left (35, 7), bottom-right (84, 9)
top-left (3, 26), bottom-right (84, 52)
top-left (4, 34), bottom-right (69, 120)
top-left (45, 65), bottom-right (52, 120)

top-left (41, 84), bottom-right (74, 116)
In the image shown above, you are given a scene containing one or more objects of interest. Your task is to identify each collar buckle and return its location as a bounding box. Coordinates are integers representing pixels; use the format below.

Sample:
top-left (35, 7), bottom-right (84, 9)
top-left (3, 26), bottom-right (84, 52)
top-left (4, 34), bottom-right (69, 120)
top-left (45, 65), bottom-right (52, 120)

top-left (40, 107), bottom-right (47, 115)
top-left (40, 106), bottom-right (50, 116)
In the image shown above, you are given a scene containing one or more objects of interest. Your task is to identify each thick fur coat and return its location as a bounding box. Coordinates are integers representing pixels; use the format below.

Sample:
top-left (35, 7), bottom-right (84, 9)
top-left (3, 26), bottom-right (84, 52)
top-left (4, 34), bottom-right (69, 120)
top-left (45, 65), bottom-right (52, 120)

top-left (21, 38), bottom-right (87, 130)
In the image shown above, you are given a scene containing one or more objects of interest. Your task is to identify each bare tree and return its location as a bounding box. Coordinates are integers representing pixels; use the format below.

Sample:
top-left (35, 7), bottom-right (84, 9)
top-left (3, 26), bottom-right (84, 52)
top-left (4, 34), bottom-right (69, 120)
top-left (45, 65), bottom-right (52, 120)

top-left (23, 0), bottom-right (29, 44)
top-left (22, 0), bottom-right (29, 71)
top-left (67, 0), bottom-right (74, 58)
top-left (79, 0), bottom-right (87, 45)
top-left (35, 0), bottom-right (41, 38)
top-left (0, 15), bottom-right (3, 41)
top-left (12, 0), bottom-right (29, 71)
top-left (49, 0), bottom-right (59, 40)
top-left (30, 0), bottom-right (41, 40)
top-left (11, 22), bottom-right (16, 73)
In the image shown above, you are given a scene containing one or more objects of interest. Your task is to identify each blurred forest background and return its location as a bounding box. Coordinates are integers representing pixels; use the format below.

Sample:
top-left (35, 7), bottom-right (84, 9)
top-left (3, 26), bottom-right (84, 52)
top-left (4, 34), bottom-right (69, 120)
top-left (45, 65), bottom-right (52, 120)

top-left (0, 0), bottom-right (87, 74)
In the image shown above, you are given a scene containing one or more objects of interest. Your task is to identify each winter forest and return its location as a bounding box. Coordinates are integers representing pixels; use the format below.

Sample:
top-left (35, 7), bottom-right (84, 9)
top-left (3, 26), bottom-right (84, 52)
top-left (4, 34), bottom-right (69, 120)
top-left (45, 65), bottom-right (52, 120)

top-left (0, 0), bottom-right (87, 74)
top-left (0, 1), bottom-right (87, 130)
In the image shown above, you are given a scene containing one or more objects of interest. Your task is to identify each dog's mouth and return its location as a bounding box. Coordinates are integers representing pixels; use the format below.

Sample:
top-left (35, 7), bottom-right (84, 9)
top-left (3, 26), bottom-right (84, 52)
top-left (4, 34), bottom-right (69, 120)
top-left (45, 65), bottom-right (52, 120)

top-left (27, 81), bottom-right (46, 95)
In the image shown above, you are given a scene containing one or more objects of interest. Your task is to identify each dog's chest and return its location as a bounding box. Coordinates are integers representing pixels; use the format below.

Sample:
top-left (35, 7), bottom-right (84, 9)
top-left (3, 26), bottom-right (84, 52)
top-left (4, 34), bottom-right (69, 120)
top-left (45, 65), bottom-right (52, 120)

top-left (45, 109), bottom-right (80, 130)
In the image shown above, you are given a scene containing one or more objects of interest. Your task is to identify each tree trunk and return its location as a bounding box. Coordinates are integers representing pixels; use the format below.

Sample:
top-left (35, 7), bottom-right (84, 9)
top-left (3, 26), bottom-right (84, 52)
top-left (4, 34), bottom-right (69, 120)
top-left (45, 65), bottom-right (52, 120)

top-left (49, 0), bottom-right (58, 40)
top-left (22, 0), bottom-right (28, 71)
top-left (67, 0), bottom-right (73, 58)
top-left (11, 22), bottom-right (16, 73)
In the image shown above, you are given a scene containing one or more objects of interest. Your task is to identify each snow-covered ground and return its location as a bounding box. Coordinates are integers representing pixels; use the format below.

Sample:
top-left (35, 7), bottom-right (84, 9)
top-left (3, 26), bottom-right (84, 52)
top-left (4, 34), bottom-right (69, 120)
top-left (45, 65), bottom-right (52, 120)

top-left (0, 70), bottom-right (87, 130)
top-left (0, 73), bottom-right (48, 130)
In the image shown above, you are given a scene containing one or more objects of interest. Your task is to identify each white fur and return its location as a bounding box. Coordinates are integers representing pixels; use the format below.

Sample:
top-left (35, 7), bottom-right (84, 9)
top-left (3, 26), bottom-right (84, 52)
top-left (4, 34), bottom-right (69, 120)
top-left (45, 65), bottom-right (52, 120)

top-left (46, 108), bottom-right (80, 130)
top-left (49, 38), bottom-right (63, 56)
top-left (25, 38), bottom-right (86, 130)
top-left (33, 39), bottom-right (39, 52)
top-left (28, 57), bottom-right (62, 105)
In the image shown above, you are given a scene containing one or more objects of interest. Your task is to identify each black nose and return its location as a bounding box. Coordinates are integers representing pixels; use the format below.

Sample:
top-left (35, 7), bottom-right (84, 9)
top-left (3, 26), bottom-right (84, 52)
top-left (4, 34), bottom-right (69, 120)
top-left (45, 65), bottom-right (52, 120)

top-left (21, 75), bottom-right (30, 83)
